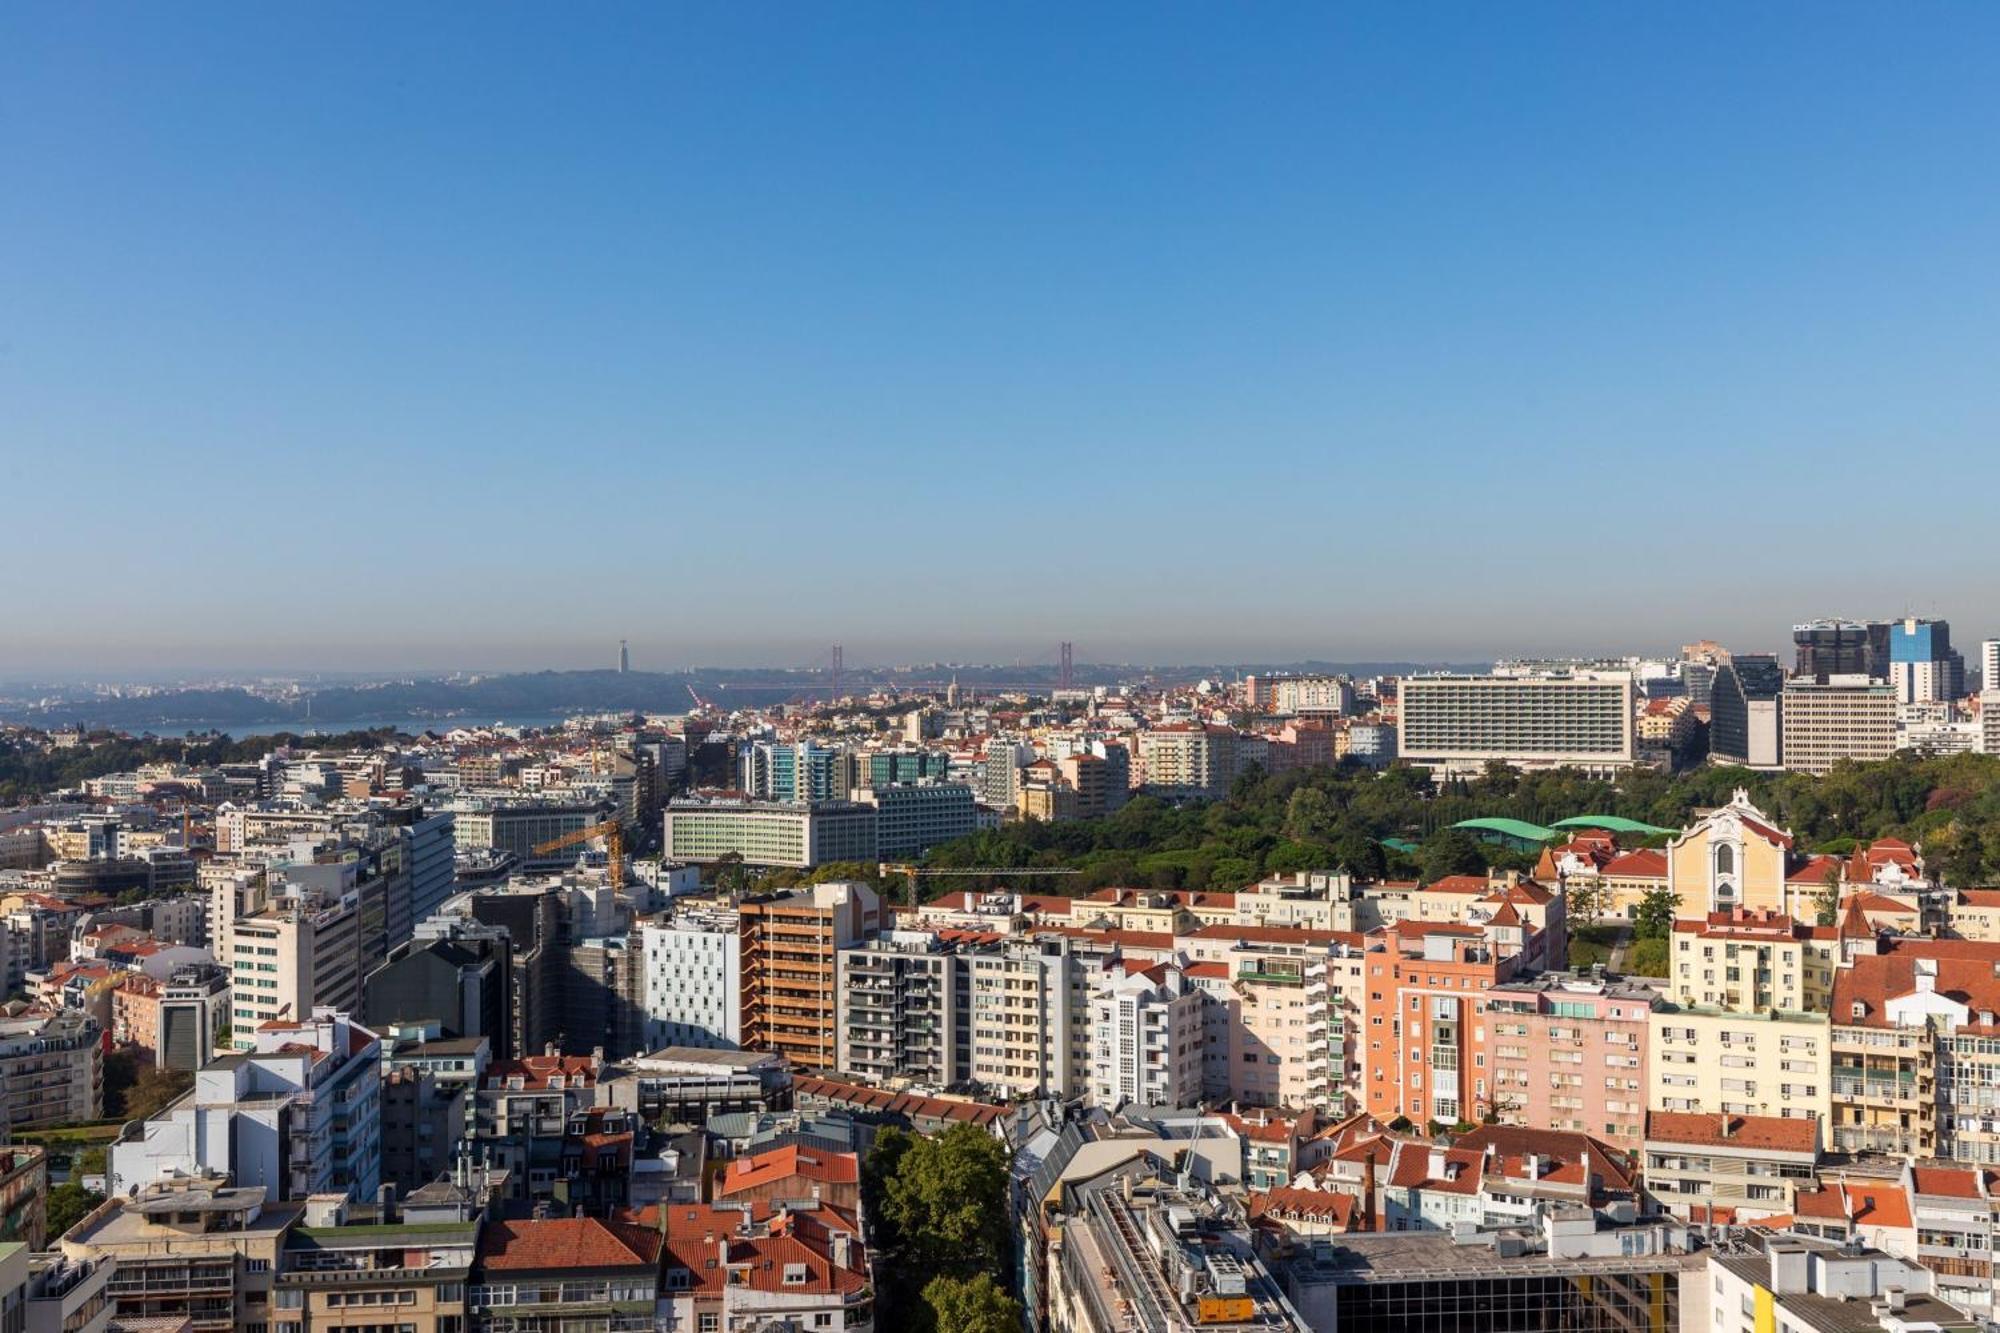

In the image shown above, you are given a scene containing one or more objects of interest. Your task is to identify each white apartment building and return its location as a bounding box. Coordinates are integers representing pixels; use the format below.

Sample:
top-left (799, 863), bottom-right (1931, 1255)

top-left (109, 1008), bottom-right (382, 1203)
top-left (1234, 871), bottom-right (1354, 931)
top-left (830, 932), bottom-right (1092, 1098)
top-left (1190, 943), bottom-right (1352, 1111)
top-left (0, 1009), bottom-right (103, 1131)
top-left (1136, 725), bottom-right (1250, 796)
top-left (210, 874), bottom-right (360, 1044)
top-left (1647, 1006), bottom-right (1831, 1127)
top-left (965, 936), bottom-right (1093, 1100)
top-left (639, 908), bottom-right (742, 1050)
top-left (1397, 671), bottom-right (1635, 776)
top-left (1089, 961), bottom-right (1205, 1110)
top-left (1781, 677), bottom-right (1898, 776)
top-left (1269, 675), bottom-right (1356, 716)
top-left (450, 799), bottom-right (606, 871)
top-left (662, 797), bottom-right (879, 868)
top-left (851, 782), bottom-right (978, 858)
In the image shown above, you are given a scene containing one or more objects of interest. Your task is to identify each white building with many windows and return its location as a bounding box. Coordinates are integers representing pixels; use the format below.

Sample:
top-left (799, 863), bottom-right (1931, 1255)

top-left (639, 908), bottom-right (741, 1050)
top-left (1397, 671), bottom-right (1635, 776)
top-left (108, 1008), bottom-right (382, 1203)
top-left (1088, 960), bottom-right (1205, 1110)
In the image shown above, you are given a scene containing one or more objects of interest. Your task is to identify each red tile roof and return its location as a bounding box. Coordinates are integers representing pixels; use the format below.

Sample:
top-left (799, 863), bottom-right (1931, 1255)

top-left (477, 1218), bottom-right (664, 1272)
top-left (1911, 1167), bottom-right (1985, 1200)
top-left (1740, 815), bottom-right (1794, 850)
top-left (1787, 854), bottom-right (1846, 885)
top-left (716, 1145), bottom-right (859, 1197)
top-left (1453, 1124), bottom-right (1636, 1194)
top-left (1248, 1186), bottom-right (1360, 1228)
top-left (648, 1202), bottom-right (868, 1297)
top-left (1034, 926), bottom-right (1176, 952)
top-left (1482, 882), bottom-right (1555, 906)
top-left (1603, 849), bottom-right (1666, 878)
top-left (790, 1075), bottom-right (1007, 1128)
top-left (1644, 1112), bottom-right (1818, 1155)
top-left (1793, 1183), bottom-right (1912, 1230)
top-left (481, 1055), bottom-right (598, 1089)
top-left (1388, 1145), bottom-right (1485, 1195)
top-left (1836, 953), bottom-right (2000, 1028)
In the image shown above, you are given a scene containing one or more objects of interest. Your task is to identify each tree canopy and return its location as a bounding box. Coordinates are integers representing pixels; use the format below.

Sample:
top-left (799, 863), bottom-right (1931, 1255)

top-left (862, 1124), bottom-right (1013, 1331)
top-left (919, 751), bottom-right (2000, 894)
top-left (922, 1273), bottom-right (1023, 1333)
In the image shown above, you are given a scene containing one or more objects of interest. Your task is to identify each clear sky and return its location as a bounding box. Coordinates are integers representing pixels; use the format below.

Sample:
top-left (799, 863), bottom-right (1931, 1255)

top-left (4, 4), bottom-right (1997, 675)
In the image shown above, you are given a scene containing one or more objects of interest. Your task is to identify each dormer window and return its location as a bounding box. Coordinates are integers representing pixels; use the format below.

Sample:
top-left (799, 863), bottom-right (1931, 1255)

top-left (783, 1263), bottom-right (809, 1285)
top-left (1851, 1002), bottom-right (1866, 1020)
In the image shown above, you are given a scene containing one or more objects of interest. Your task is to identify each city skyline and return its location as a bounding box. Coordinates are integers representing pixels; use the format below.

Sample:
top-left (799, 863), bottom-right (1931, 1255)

top-left (6, 5), bottom-right (1999, 671)
top-left (0, 614), bottom-right (1991, 683)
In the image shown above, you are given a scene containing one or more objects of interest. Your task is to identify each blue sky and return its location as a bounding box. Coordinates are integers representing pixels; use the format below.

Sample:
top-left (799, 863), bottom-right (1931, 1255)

top-left (4, 4), bottom-right (1997, 673)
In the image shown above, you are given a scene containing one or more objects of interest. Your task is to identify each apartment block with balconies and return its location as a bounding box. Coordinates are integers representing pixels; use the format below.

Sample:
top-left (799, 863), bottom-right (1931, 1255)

top-left (61, 1178), bottom-right (299, 1333)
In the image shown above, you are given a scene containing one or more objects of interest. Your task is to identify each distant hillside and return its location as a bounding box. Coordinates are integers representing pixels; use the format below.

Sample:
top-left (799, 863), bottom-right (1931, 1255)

top-left (0, 660), bottom-right (1483, 731)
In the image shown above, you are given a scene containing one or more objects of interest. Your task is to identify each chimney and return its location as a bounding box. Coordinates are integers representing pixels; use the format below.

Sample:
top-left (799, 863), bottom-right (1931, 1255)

top-left (831, 1233), bottom-right (852, 1271)
top-left (1916, 958), bottom-right (1938, 994)
top-left (1720, 1116), bottom-right (1734, 1139)
top-left (1363, 1150), bottom-right (1379, 1231)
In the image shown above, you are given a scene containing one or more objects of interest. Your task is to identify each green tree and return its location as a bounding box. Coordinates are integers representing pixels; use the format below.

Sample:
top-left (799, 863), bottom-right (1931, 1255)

top-left (45, 1182), bottom-right (103, 1240)
top-left (1418, 828), bottom-right (1488, 884)
top-left (922, 1273), bottom-right (1023, 1333)
top-left (879, 1124), bottom-right (1012, 1282)
top-left (1633, 887), bottom-right (1679, 941)
top-left (1812, 862), bottom-right (1842, 928)
top-left (860, 1127), bottom-right (915, 1260)
top-left (713, 851), bottom-right (750, 898)
top-left (1627, 937), bottom-right (1670, 976)
top-left (1564, 876), bottom-right (1607, 926)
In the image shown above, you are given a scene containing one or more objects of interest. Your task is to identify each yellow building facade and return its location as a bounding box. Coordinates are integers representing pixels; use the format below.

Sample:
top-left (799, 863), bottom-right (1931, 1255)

top-left (1668, 790), bottom-right (1796, 920)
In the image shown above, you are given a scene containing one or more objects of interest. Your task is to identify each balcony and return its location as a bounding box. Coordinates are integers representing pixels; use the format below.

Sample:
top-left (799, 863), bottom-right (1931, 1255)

top-left (108, 1269), bottom-right (235, 1297)
top-left (280, 1265), bottom-right (471, 1287)
top-left (1832, 1072), bottom-right (1920, 1103)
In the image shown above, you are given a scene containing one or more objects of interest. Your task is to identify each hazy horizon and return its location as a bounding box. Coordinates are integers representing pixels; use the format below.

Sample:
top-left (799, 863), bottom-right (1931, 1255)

top-left (6, 6), bottom-right (1996, 670)
top-left (0, 625), bottom-right (1909, 683)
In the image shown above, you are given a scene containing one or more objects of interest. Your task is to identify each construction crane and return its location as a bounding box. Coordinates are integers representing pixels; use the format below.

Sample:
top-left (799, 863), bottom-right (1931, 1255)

top-left (534, 819), bottom-right (625, 886)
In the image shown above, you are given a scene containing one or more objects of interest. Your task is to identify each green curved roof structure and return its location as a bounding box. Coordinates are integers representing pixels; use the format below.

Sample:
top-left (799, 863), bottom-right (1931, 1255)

top-left (1550, 815), bottom-right (1676, 836)
top-left (1450, 817), bottom-right (1560, 844)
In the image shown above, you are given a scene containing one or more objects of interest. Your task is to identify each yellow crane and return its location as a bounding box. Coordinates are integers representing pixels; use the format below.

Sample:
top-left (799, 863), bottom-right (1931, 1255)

top-left (533, 818), bottom-right (625, 886)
